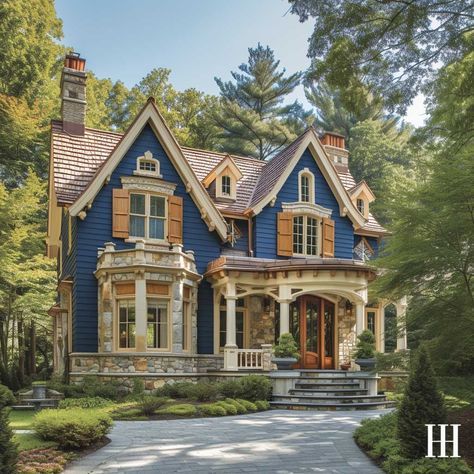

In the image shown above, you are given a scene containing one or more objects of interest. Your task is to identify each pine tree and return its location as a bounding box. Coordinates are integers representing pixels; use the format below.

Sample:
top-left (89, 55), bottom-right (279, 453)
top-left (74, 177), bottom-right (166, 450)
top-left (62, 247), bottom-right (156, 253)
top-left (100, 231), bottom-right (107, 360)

top-left (0, 385), bottom-right (17, 473)
top-left (212, 44), bottom-right (313, 159)
top-left (397, 346), bottom-right (447, 459)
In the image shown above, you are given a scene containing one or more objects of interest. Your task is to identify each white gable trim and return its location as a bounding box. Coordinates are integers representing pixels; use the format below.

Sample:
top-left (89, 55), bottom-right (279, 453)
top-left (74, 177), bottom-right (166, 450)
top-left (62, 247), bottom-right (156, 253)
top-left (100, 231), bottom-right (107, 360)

top-left (202, 154), bottom-right (243, 188)
top-left (349, 180), bottom-right (376, 202)
top-left (68, 99), bottom-right (228, 240)
top-left (249, 129), bottom-right (366, 229)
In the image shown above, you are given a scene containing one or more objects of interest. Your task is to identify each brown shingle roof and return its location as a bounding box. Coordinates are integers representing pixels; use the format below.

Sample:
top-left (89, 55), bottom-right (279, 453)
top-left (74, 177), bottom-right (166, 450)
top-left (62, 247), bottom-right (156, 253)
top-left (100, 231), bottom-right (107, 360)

top-left (50, 121), bottom-right (386, 234)
top-left (51, 121), bottom-right (122, 205)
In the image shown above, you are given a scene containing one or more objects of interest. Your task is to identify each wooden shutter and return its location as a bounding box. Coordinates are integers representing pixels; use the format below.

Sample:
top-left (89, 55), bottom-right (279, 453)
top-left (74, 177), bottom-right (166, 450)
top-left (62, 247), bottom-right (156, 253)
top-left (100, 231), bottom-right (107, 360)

top-left (112, 188), bottom-right (129, 238)
top-left (322, 218), bottom-right (335, 257)
top-left (168, 195), bottom-right (183, 244)
top-left (277, 212), bottom-right (293, 257)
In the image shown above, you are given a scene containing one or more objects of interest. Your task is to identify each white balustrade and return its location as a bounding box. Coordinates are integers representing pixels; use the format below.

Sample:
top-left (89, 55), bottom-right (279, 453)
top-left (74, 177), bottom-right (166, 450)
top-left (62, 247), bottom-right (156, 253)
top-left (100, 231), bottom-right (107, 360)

top-left (237, 349), bottom-right (263, 369)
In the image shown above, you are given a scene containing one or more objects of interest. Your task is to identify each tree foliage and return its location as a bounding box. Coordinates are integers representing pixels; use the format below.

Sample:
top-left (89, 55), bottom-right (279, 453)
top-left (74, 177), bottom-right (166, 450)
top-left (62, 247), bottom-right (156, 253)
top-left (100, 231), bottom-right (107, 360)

top-left (290, 0), bottom-right (474, 113)
top-left (212, 44), bottom-right (313, 159)
top-left (398, 346), bottom-right (446, 459)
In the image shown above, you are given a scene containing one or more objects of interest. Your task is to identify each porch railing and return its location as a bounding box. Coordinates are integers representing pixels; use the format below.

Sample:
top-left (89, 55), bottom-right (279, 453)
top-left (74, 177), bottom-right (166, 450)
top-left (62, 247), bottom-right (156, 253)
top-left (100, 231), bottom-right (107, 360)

top-left (224, 344), bottom-right (273, 371)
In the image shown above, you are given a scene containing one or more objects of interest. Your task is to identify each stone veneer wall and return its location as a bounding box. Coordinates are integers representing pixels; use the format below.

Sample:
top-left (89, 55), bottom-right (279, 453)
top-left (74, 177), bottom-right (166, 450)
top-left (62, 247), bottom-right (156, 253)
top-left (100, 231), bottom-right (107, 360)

top-left (248, 296), bottom-right (275, 348)
top-left (337, 298), bottom-right (356, 366)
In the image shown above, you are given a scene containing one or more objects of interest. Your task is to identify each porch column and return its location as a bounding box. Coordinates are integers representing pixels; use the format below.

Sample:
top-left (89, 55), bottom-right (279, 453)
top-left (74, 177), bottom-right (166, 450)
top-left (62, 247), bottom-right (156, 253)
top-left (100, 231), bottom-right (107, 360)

top-left (224, 282), bottom-right (238, 371)
top-left (278, 285), bottom-right (291, 337)
top-left (355, 302), bottom-right (365, 336)
top-left (380, 306), bottom-right (385, 353)
top-left (396, 297), bottom-right (408, 351)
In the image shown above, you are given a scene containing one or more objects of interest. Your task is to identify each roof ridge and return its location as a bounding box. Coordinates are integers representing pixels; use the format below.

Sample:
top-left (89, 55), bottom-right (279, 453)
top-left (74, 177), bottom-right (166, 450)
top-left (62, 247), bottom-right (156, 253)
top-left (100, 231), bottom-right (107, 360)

top-left (181, 145), bottom-right (264, 164)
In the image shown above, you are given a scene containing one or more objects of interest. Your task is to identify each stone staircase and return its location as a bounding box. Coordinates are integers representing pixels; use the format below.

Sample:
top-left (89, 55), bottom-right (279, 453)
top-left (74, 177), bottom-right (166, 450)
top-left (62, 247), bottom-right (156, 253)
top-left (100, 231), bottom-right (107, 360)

top-left (270, 369), bottom-right (396, 411)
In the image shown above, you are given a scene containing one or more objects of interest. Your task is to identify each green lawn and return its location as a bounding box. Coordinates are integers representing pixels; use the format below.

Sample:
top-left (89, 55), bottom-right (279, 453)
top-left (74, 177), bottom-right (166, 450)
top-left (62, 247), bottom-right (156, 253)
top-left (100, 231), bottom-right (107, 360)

top-left (8, 409), bottom-right (36, 430)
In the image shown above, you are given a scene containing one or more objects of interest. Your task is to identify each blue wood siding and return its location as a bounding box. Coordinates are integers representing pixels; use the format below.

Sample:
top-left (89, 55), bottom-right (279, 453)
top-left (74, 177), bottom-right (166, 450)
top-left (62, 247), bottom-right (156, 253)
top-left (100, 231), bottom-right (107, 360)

top-left (73, 124), bottom-right (221, 353)
top-left (254, 148), bottom-right (355, 259)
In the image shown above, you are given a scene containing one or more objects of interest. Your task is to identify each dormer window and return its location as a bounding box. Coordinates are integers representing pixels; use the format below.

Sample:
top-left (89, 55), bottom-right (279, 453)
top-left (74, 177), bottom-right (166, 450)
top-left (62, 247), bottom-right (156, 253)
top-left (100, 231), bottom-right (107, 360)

top-left (356, 198), bottom-right (365, 215)
top-left (298, 169), bottom-right (315, 203)
top-left (135, 151), bottom-right (162, 178)
top-left (221, 175), bottom-right (232, 196)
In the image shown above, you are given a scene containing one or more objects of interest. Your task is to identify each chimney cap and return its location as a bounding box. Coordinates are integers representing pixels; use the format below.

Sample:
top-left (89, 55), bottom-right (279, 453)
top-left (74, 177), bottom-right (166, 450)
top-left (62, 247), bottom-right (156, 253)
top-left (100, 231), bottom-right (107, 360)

top-left (64, 52), bottom-right (86, 72)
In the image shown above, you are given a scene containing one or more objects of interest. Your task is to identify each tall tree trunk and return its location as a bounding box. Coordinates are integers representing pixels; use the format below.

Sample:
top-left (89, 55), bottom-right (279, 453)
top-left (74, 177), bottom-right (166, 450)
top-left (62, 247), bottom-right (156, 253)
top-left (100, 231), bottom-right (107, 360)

top-left (29, 321), bottom-right (36, 375)
top-left (17, 315), bottom-right (24, 385)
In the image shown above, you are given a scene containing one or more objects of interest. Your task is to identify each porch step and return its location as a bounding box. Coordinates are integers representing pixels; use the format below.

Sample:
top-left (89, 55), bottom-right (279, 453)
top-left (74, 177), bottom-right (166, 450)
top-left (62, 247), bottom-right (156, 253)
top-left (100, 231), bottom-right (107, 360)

top-left (290, 388), bottom-right (369, 396)
top-left (295, 382), bottom-right (361, 390)
top-left (273, 394), bottom-right (387, 404)
top-left (270, 400), bottom-right (396, 411)
top-left (297, 376), bottom-right (360, 382)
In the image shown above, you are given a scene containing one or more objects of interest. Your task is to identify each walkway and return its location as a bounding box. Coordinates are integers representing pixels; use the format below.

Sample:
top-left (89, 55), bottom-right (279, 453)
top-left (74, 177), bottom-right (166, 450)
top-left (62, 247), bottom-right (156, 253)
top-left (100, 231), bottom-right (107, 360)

top-left (65, 409), bottom-right (388, 473)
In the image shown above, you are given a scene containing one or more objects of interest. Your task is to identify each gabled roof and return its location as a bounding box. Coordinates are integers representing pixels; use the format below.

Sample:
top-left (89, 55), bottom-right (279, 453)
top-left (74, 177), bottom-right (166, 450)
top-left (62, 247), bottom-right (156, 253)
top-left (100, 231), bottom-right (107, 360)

top-left (202, 154), bottom-right (244, 188)
top-left (67, 99), bottom-right (229, 240)
top-left (349, 180), bottom-right (376, 203)
top-left (248, 127), bottom-right (367, 230)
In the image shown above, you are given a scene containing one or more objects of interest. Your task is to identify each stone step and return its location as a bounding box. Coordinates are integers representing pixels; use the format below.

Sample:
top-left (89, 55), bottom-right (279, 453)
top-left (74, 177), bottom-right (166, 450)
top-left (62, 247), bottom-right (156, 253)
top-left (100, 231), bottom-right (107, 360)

top-left (273, 394), bottom-right (387, 404)
top-left (290, 388), bottom-right (369, 396)
top-left (270, 400), bottom-right (397, 411)
top-left (297, 376), bottom-right (360, 382)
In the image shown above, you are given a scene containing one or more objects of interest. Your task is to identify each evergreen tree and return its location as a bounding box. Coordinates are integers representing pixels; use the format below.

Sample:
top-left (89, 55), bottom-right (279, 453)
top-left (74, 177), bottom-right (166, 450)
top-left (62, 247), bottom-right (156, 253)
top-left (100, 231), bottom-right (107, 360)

top-left (213, 44), bottom-right (313, 159)
top-left (398, 346), bottom-right (446, 459)
top-left (0, 384), bottom-right (17, 473)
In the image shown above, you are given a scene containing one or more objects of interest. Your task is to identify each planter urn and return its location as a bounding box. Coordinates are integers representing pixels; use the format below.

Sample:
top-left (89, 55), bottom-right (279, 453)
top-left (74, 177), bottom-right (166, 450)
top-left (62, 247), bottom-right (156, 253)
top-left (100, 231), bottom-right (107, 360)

top-left (272, 357), bottom-right (297, 370)
top-left (355, 358), bottom-right (376, 371)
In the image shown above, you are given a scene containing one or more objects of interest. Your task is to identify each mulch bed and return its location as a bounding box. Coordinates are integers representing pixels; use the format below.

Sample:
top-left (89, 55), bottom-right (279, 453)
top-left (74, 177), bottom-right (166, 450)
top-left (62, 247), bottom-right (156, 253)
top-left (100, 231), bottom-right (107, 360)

top-left (448, 409), bottom-right (474, 468)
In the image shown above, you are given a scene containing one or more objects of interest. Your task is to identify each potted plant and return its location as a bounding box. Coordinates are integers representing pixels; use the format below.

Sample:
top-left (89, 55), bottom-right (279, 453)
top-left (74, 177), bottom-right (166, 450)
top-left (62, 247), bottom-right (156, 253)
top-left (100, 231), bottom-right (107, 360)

top-left (354, 330), bottom-right (376, 371)
top-left (273, 333), bottom-right (299, 370)
top-left (340, 359), bottom-right (351, 371)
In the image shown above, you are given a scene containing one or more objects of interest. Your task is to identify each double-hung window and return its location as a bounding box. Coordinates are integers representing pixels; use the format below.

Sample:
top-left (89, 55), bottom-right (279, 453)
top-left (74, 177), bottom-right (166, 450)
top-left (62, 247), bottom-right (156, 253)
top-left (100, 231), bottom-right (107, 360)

top-left (293, 216), bottom-right (318, 256)
top-left (147, 299), bottom-right (169, 350)
top-left (130, 193), bottom-right (166, 240)
top-left (118, 300), bottom-right (136, 349)
top-left (300, 175), bottom-right (310, 202)
top-left (221, 175), bottom-right (231, 196)
top-left (356, 198), bottom-right (365, 216)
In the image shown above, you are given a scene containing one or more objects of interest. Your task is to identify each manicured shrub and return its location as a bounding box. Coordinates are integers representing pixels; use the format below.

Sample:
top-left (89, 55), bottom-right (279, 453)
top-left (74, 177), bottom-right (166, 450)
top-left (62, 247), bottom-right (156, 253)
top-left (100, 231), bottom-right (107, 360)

top-left (158, 403), bottom-right (197, 417)
top-left (224, 398), bottom-right (247, 414)
top-left (33, 408), bottom-right (113, 449)
top-left (236, 399), bottom-right (258, 412)
top-left (82, 376), bottom-right (121, 400)
top-left (399, 458), bottom-right (473, 474)
top-left (111, 407), bottom-right (146, 420)
top-left (137, 396), bottom-right (168, 416)
top-left (156, 382), bottom-right (196, 399)
top-left (215, 401), bottom-right (238, 415)
top-left (238, 375), bottom-right (272, 402)
top-left (398, 346), bottom-right (446, 460)
top-left (58, 396), bottom-right (111, 409)
top-left (0, 384), bottom-right (15, 407)
top-left (354, 329), bottom-right (376, 359)
top-left (192, 383), bottom-right (219, 402)
top-left (218, 379), bottom-right (241, 399)
top-left (0, 406), bottom-right (18, 473)
top-left (199, 404), bottom-right (227, 417)
top-left (254, 400), bottom-right (270, 411)
top-left (274, 333), bottom-right (299, 358)
top-left (132, 378), bottom-right (145, 396)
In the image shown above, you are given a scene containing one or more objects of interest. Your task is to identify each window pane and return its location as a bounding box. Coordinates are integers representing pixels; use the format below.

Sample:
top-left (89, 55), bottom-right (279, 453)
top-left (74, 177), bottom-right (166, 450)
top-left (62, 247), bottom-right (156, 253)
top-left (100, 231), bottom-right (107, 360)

top-left (306, 217), bottom-right (318, 256)
top-left (130, 194), bottom-right (145, 214)
top-left (128, 304), bottom-right (135, 322)
top-left (149, 218), bottom-right (164, 239)
top-left (219, 311), bottom-right (226, 347)
top-left (301, 175), bottom-right (310, 202)
top-left (222, 175), bottom-right (231, 195)
top-left (119, 306), bottom-right (127, 323)
top-left (147, 306), bottom-right (157, 322)
top-left (119, 323), bottom-right (127, 348)
top-left (130, 215), bottom-right (145, 237)
top-left (236, 312), bottom-right (244, 332)
top-left (293, 216), bottom-right (304, 254)
top-left (150, 196), bottom-right (165, 217)
top-left (182, 302), bottom-right (189, 351)
top-left (128, 324), bottom-right (135, 348)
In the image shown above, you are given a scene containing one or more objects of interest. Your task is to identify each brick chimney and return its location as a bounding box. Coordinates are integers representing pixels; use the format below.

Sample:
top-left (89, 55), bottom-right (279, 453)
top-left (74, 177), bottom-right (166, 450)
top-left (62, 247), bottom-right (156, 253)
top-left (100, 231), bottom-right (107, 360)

top-left (320, 131), bottom-right (349, 170)
top-left (60, 52), bottom-right (87, 135)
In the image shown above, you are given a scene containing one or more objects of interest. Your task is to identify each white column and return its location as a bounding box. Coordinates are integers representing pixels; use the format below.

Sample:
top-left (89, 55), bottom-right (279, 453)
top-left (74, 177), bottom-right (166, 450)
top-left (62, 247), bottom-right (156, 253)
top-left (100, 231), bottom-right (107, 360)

top-left (355, 302), bottom-right (365, 336)
top-left (396, 297), bottom-right (408, 351)
top-left (278, 285), bottom-right (291, 337)
top-left (135, 272), bottom-right (147, 352)
top-left (224, 282), bottom-right (238, 371)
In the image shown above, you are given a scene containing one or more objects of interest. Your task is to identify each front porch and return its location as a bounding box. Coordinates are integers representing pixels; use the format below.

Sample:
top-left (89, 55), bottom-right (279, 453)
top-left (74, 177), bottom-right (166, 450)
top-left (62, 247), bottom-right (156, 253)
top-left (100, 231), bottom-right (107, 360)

top-left (206, 255), bottom-right (407, 372)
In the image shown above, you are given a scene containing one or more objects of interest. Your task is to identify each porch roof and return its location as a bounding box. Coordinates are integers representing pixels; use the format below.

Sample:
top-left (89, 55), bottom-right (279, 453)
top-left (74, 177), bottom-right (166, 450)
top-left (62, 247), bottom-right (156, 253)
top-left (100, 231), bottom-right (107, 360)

top-left (205, 255), bottom-right (376, 279)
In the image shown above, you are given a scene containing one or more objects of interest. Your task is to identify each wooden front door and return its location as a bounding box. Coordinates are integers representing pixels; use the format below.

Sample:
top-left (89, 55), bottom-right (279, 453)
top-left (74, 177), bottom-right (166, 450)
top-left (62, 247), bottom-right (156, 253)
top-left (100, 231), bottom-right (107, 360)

top-left (290, 296), bottom-right (335, 369)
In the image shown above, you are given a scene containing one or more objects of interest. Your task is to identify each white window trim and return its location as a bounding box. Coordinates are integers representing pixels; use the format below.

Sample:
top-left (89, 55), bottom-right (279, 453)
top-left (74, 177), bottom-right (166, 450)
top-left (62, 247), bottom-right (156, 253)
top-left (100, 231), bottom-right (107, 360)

top-left (292, 215), bottom-right (322, 257)
top-left (134, 150), bottom-right (162, 178)
top-left (216, 174), bottom-right (237, 200)
top-left (298, 168), bottom-right (315, 204)
top-left (128, 192), bottom-right (168, 243)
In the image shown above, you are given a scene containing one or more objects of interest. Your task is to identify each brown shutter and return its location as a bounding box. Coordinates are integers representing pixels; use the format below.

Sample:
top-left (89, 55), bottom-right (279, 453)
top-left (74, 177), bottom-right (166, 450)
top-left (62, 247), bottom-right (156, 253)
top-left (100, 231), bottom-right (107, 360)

top-left (168, 195), bottom-right (183, 244)
top-left (277, 212), bottom-right (293, 256)
top-left (112, 188), bottom-right (129, 238)
top-left (322, 218), bottom-right (335, 257)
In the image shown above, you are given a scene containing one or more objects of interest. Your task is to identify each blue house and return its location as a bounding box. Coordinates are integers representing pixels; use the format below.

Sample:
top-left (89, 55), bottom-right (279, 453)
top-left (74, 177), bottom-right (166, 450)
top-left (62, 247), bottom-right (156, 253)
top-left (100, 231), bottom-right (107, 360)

top-left (47, 54), bottom-right (407, 389)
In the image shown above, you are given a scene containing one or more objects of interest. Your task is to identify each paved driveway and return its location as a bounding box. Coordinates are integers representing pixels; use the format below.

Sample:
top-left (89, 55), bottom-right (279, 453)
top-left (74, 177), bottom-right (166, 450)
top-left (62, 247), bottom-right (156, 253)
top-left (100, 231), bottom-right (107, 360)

top-left (65, 409), bottom-right (388, 473)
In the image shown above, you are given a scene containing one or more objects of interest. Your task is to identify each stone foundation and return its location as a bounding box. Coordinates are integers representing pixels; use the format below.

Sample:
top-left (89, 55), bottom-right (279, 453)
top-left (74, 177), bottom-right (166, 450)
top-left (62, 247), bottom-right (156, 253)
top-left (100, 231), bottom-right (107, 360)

top-left (249, 296), bottom-right (275, 348)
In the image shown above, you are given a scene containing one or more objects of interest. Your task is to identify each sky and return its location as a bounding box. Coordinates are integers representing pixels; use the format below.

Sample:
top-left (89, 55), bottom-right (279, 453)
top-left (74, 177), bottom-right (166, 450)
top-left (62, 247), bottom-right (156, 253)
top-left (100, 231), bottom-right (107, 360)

top-left (55, 0), bottom-right (426, 127)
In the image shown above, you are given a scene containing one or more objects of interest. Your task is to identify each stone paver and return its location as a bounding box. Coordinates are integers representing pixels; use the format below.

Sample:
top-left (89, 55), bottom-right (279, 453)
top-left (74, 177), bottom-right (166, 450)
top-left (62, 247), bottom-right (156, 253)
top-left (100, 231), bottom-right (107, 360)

top-left (64, 409), bottom-right (389, 473)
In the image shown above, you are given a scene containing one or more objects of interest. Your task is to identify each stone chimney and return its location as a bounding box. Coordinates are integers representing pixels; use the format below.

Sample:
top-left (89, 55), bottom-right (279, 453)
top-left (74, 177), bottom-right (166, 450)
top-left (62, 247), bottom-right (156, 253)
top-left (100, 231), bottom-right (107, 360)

top-left (60, 52), bottom-right (87, 135)
top-left (320, 131), bottom-right (349, 170)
